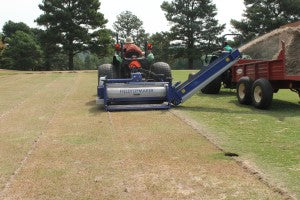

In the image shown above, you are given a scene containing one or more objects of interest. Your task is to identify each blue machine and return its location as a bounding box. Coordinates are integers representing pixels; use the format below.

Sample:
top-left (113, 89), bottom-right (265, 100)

top-left (97, 50), bottom-right (241, 111)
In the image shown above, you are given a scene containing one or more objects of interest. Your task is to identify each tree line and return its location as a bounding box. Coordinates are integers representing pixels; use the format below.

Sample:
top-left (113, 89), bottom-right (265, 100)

top-left (0, 0), bottom-right (299, 71)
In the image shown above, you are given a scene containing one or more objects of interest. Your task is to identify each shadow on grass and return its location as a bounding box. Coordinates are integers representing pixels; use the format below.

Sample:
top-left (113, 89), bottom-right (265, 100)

top-left (176, 105), bottom-right (252, 114)
top-left (178, 98), bottom-right (299, 121)
top-left (85, 99), bottom-right (102, 115)
top-left (195, 89), bottom-right (236, 98)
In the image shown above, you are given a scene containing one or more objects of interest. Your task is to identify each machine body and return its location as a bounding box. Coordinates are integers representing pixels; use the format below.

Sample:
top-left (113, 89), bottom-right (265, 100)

top-left (97, 50), bottom-right (241, 111)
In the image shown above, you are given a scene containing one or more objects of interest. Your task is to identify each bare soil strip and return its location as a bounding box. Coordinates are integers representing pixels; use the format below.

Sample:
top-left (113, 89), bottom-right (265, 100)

top-left (0, 73), bottom-right (37, 88)
top-left (0, 74), bottom-right (59, 117)
top-left (0, 73), bottom-right (76, 191)
top-left (0, 72), bottom-right (283, 199)
top-left (0, 74), bottom-right (80, 198)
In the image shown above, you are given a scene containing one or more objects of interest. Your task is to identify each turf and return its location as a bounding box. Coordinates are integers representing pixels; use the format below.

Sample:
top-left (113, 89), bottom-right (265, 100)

top-left (0, 71), bottom-right (282, 199)
top-left (173, 70), bottom-right (300, 198)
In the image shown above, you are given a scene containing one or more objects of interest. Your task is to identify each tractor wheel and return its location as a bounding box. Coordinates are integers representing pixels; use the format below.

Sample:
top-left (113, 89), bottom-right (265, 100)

top-left (151, 62), bottom-right (172, 82)
top-left (201, 76), bottom-right (222, 94)
top-left (98, 64), bottom-right (116, 80)
top-left (252, 79), bottom-right (273, 109)
top-left (237, 77), bottom-right (253, 105)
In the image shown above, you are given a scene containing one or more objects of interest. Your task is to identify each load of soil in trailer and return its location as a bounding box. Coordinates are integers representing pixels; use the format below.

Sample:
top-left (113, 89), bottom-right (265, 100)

top-left (239, 22), bottom-right (300, 76)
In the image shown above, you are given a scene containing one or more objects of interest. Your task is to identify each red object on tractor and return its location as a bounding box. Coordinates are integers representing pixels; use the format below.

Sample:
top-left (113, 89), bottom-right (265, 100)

top-left (115, 43), bottom-right (121, 51)
top-left (129, 60), bottom-right (141, 69)
top-left (147, 43), bottom-right (153, 51)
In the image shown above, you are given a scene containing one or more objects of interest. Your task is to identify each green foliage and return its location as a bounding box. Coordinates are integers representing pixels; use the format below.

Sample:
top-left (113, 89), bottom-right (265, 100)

top-left (1, 31), bottom-right (42, 70)
top-left (74, 52), bottom-right (101, 70)
top-left (135, 28), bottom-right (149, 47)
top-left (36, 0), bottom-right (110, 70)
top-left (161, 0), bottom-right (225, 69)
top-left (31, 28), bottom-right (68, 70)
top-left (149, 32), bottom-right (205, 69)
top-left (231, 0), bottom-right (300, 42)
top-left (149, 32), bottom-right (172, 63)
top-left (74, 55), bottom-right (85, 70)
top-left (89, 29), bottom-right (114, 58)
top-left (172, 58), bottom-right (203, 69)
top-left (113, 11), bottom-right (149, 46)
top-left (2, 21), bottom-right (32, 38)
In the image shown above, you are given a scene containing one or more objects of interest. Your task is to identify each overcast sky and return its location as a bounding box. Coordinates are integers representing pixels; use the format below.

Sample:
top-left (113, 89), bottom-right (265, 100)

top-left (0, 0), bottom-right (245, 34)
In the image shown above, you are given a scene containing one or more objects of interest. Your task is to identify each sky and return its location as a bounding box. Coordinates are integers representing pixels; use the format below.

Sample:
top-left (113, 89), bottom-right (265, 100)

top-left (0, 0), bottom-right (245, 34)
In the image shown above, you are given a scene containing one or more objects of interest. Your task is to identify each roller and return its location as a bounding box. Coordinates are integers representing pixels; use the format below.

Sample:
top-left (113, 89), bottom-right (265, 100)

top-left (106, 83), bottom-right (168, 99)
top-left (97, 79), bottom-right (170, 107)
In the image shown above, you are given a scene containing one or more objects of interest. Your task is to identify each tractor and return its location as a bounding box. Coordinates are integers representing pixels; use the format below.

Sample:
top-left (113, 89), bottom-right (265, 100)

top-left (195, 34), bottom-right (247, 94)
top-left (98, 37), bottom-right (172, 85)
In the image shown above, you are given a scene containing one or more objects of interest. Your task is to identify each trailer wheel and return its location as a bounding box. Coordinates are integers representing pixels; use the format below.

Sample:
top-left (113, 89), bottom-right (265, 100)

top-left (252, 79), bottom-right (273, 109)
top-left (237, 77), bottom-right (253, 105)
top-left (201, 76), bottom-right (222, 94)
top-left (98, 64), bottom-right (116, 80)
top-left (151, 62), bottom-right (172, 82)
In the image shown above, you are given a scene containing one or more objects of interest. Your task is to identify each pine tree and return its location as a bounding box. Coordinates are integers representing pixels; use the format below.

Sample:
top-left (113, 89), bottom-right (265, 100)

top-left (33, 28), bottom-right (68, 70)
top-left (161, 0), bottom-right (224, 69)
top-left (149, 32), bottom-right (172, 63)
top-left (231, 0), bottom-right (300, 42)
top-left (36, 0), bottom-right (109, 70)
top-left (113, 11), bottom-right (149, 46)
top-left (2, 21), bottom-right (32, 38)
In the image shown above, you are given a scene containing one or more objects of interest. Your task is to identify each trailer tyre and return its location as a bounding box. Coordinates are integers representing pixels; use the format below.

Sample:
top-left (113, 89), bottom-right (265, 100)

top-left (252, 79), bottom-right (273, 109)
top-left (151, 62), bottom-right (172, 82)
top-left (237, 77), bottom-right (253, 105)
top-left (201, 76), bottom-right (222, 94)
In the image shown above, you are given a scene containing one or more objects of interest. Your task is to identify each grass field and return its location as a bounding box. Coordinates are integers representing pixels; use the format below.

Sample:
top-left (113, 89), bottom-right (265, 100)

top-left (0, 70), bottom-right (284, 199)
top-left (173, 70), bottom-right (300, 198)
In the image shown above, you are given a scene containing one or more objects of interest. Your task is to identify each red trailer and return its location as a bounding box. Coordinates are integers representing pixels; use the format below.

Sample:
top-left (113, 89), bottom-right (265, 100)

top-left (232, 42), bottom-right (300, 109)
